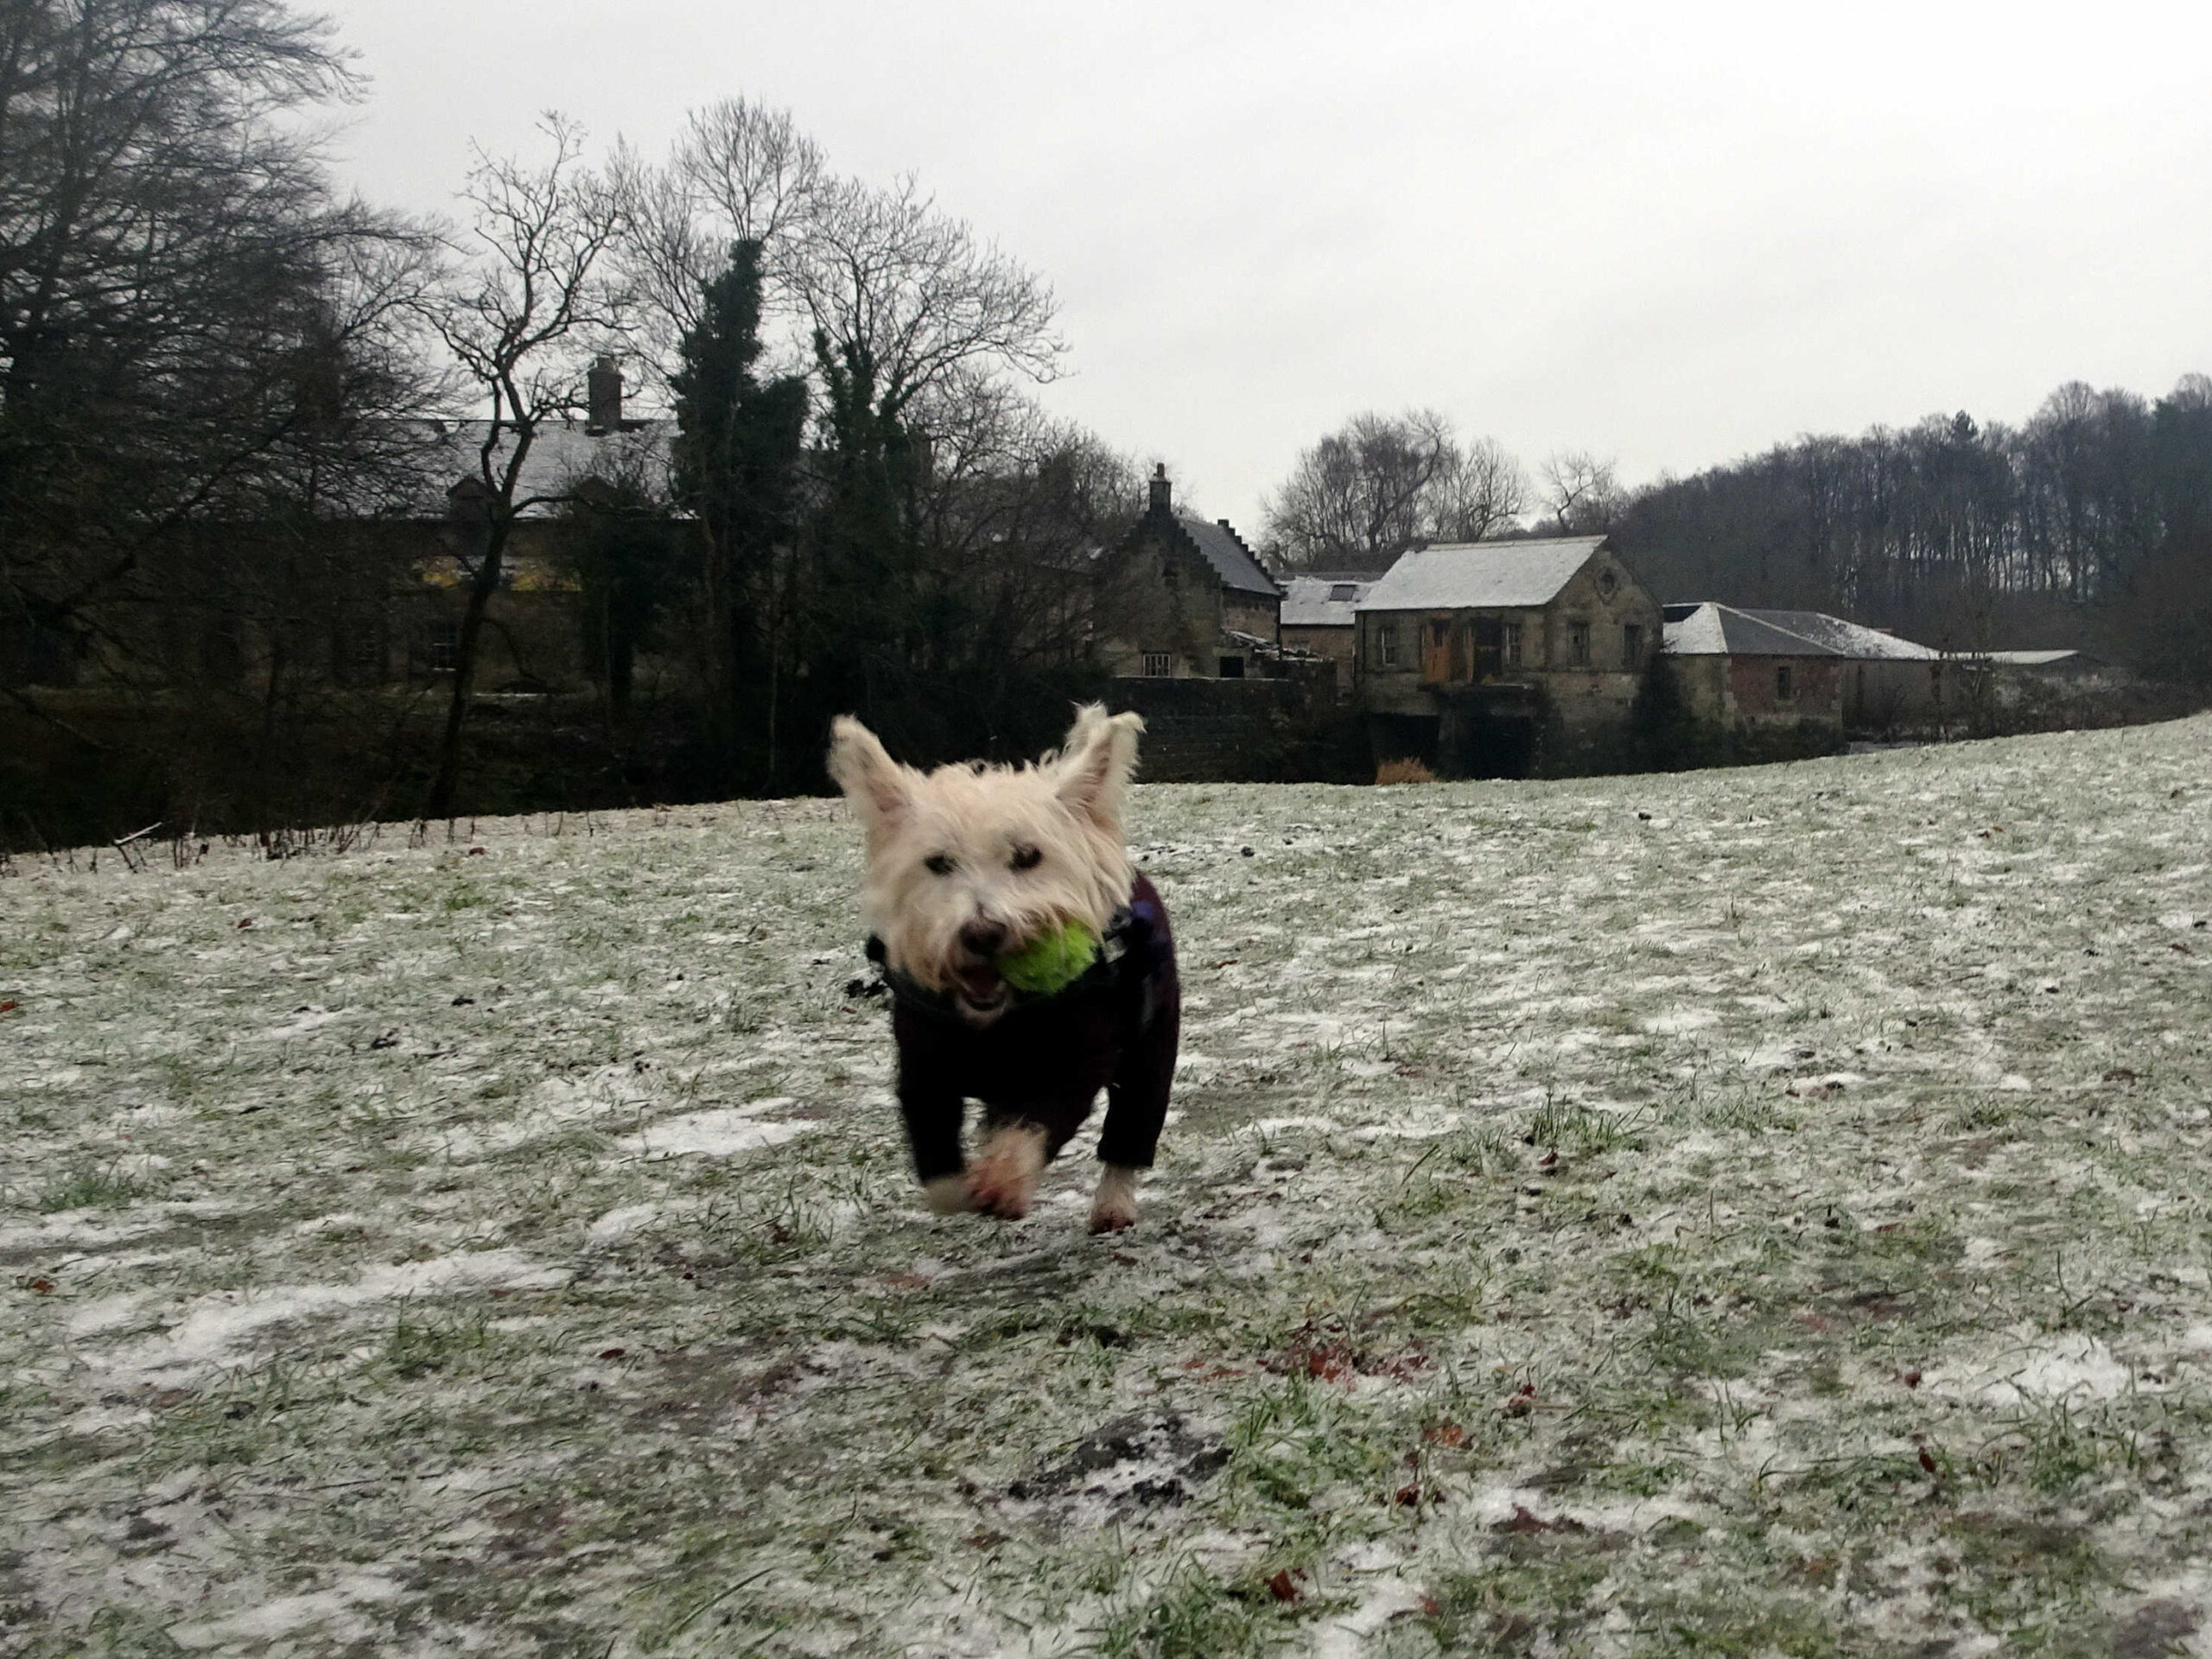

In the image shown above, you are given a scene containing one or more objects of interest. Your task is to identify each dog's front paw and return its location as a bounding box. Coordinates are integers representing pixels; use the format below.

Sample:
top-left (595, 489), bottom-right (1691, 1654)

top-left (967, 1124), bottom-right (1047, 1220)
top-left (1088, 1165), bottom-right (1141, 1234)
top-left (921, 1173), bottom-right (976, 1215)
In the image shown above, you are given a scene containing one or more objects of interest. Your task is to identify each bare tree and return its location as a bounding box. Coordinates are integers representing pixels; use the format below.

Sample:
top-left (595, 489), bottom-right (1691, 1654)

top-left (0, 0), bottom-right (430, 695)
top-left (613, 98), bottom-right (827, 388)
top-left (792, 171), bottom-right (1063, 422)
top-left (1263, 410), bottom-right (1522, 569)
top-left (1540, 449), bottom-right (1627, 535)
top-left (1429, 435), bottom-right (1528, 543)
top-left (419, 114), bottom-right (632, 821)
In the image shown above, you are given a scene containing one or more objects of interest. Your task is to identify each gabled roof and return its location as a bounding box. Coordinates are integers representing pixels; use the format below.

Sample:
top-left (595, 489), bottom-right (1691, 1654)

top-left (1356, 536), bottom-right (1606, 612)
top-left (1279, 574), bottom-right (1377, 626)
top-left (1737, 608), bottom-right (1939, 661)
top-left (1156, 512), bottom-right (1280, 599)
top-left (1663, 603), bottom-right (1939, 660)
top-left (423, 420), bottom-right (675, 519)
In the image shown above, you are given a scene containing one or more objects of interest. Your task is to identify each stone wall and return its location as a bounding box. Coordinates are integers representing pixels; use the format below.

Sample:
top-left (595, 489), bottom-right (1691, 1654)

top-left (1107, 675), bottom-right (1363, 784)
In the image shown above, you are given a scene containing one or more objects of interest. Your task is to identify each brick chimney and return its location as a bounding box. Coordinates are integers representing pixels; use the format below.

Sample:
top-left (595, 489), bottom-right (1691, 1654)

top-left (586, 356), bottom-right (622, 434)
top-left (1148, 463), bottom-right (1171, 514)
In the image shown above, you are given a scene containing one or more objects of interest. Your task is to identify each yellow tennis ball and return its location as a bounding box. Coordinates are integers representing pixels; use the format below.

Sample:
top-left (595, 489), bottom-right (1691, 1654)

top-left (997, 920), bottom-right (1101, 995)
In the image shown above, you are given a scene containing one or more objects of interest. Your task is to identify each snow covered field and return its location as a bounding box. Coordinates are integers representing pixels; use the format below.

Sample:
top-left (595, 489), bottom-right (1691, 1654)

top-left (5, 715), bottom-right (2211, 1657)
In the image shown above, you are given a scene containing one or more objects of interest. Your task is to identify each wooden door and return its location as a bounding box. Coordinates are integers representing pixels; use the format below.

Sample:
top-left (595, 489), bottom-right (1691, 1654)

top-left (1423, 619), bottom-right (1452, 683)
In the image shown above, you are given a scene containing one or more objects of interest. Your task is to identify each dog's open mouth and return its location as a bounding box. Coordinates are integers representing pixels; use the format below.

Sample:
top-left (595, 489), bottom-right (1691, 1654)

top-left (954, 965), bottom-right (1007, 1010)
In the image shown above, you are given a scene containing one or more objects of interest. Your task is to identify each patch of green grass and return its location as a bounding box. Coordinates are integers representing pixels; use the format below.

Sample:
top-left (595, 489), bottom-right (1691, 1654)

top-left (1096, 1562), bottom-right (1313, 1659)
top-left (1423, 1525), bottom-right (1620, 1655)
top-left (38, 1159), bottom-right (143, 1211)
top-left (1525, 1098), bottom-right (1640, 1159)
top-left (382, 1309), bottom-right (498, 1380)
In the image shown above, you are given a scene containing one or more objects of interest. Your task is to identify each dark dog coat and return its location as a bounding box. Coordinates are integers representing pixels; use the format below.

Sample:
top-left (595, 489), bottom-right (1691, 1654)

top-left (867, 872), bottom-right (1180, 1185)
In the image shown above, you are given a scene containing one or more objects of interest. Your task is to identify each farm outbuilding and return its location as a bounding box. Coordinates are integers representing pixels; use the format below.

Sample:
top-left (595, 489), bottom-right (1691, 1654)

top-left (1354, 535), bottom-right (1662, 774)
top-left (1661, 603), bottom-right (1944, 735)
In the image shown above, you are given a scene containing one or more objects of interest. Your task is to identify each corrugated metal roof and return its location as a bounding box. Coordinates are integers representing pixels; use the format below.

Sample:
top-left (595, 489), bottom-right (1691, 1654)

top-left (1280, 574), bottom-right (1374, 626)
top-left (1356, 537), bottom-right (1605, 612)
top-left (1173, 514), bottom-right (1281, 599)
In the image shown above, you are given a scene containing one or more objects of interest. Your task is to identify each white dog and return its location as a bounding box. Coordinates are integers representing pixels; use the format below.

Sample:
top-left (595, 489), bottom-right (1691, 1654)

top-left (829, 705), bottom-right (1181, 1232)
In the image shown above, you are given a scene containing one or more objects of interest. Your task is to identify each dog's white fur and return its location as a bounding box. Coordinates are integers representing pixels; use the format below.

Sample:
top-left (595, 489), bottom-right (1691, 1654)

top-left (829, 704), bottom-right (1148, 1230)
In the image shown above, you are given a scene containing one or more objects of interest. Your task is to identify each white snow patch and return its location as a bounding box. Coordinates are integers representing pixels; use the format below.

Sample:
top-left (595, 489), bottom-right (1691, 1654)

top-left (1314, 1578), bottom-right (1427, 1656)
top-left (260, 1006), bottom-right (340, 1039)
top-left (620, 1100), bottom-right (813, 1160)
top-left (588, 1203), bottom-right (664, 1242)
top-left (169, 1574), bottom-right (404, 1649)
top-left (1643, 1007), bottom-right (1719, 1034)
top-left (95, 1249), bottom-right (569, 1384)
top-left (1926, 1333), bottom-right (2139, 1406)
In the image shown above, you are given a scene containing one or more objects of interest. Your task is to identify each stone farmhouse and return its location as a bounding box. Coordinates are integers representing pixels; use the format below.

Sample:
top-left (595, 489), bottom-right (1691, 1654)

top-left (1355, 535), bottom-right (1662, 772)
top-left (1094, 468), bottom-right (1285, 680)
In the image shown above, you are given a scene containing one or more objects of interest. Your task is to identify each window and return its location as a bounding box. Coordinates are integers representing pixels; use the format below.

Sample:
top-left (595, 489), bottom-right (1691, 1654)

top-left (1776, 664), bottom-right (1796, 702)
top-left (334, 616), bottom-right (387, 686)
top-left (1328, 582), bottom-right (1358, 602)
top-left (1567, 621), bottom-right (1591, 666)
top-left (1141, 652), bottom-right (1173, 678)
top-left (1621, 623), bottom-right (1643, 668)
top-left (1217, 655), bottom-right (1246, 678)
top-left (1503, 621), bottom-right (1523, 668)
top-left (1376, 623), bottom-right (1399, 668)
top-left (421, 618), bottom-right (461, 674)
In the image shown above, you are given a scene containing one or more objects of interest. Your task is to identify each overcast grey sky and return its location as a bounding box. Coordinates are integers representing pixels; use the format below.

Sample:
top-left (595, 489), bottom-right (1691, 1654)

top-left (324, 0), bottom-right (2212, 530)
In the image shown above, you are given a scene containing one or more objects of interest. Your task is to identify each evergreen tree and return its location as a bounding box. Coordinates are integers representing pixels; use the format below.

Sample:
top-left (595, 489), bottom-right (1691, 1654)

top-left (670, 242), bottom-right (806, 787)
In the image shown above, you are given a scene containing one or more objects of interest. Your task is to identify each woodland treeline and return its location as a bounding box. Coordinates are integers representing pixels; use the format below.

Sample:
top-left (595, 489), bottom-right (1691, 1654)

top-left (6, 3), bottom-right (2206, 849)
top-left (1, 0), bottom-right (1144, 844)
top-left (1261, 385), bottom-right (2212, 689)
top-left (1610, 378), bottom-right (2212, 679)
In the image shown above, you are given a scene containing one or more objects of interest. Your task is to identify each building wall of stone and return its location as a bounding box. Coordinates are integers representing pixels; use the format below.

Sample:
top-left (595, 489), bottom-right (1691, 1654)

top-left (1725, 655), bottom-right (1845, 724)
top-left (1281, 624), bottom-right (1356, 690)
top-left (1353, 546), bottom-right (1662, 733)
top-left (1095, 530), bottom-right (1224, 678)
top-left (1223, 591), bottom-right (1281, 642)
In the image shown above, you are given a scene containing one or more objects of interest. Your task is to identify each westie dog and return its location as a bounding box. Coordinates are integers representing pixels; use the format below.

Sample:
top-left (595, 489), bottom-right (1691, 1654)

top-left (828, 704), bottom-right (1180, 1233)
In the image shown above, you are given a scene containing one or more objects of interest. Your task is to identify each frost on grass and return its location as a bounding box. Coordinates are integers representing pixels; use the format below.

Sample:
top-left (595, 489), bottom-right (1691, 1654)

top-left (3, 718), bottom-right (2211, 1656)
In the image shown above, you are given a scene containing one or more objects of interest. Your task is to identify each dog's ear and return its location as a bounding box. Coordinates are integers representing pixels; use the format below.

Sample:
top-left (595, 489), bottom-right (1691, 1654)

top-left (1055, 704), bottom-right (1143, 830)
top-left (827, 716), bottom-right (912, 837)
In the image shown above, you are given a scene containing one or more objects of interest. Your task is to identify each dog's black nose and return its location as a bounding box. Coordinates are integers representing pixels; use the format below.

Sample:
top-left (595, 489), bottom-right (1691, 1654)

top-left (959, 918), bottom-right (1007, 957)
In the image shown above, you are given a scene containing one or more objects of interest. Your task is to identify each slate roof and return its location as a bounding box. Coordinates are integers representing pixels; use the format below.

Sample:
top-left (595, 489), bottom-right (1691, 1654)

top-left (1663, 603), bottom-right (1938, 660)
top-left (1738, 608), bottom-right (1939, 661)
top-left (420, 420), bottom-right (676, 518)
top-left (1162, 512), bottom-right (1281, 599)
top-left (1279, 574), bottom-right (1378, 627)
top-left (1356, 537), bottom-right (1605, 612)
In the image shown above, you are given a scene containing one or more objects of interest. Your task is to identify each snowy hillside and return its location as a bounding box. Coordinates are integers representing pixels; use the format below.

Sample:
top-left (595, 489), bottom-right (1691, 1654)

top-left (5, 715), bottom-right (2211, 1656)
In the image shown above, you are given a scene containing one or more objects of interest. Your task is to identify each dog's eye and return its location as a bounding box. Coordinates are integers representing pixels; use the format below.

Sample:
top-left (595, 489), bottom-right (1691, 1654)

top-left (1009, 844), bottom-right (1042, 872)
top-left (924, 853), bottom-right (957, 877)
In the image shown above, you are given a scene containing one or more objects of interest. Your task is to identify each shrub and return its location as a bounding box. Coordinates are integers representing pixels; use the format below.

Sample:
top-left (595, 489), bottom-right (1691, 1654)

top-left (1376, 757), bottom-right (1436, 785)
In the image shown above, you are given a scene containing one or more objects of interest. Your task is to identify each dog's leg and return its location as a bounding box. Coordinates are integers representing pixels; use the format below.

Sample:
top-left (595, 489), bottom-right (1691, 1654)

top-left (1088, 1164), bottom-right (1141, 1234)
top-left (966, 1122), bottom-right (1048, 1219)
top-left (920, 1173), bottom-right (976, 1214)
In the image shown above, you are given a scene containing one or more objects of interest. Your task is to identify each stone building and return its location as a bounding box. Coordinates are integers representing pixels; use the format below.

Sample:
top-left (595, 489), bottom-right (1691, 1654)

top-left (1662, 604), bottom-right (1942, 734)
top-left (1095, 468), bottom-right (1282, 679)
top-left (1278, 572), bottom-right (1380, 691)
top-left (1354, 535), bottom-right (1661, 773)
